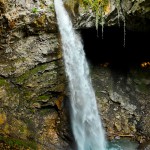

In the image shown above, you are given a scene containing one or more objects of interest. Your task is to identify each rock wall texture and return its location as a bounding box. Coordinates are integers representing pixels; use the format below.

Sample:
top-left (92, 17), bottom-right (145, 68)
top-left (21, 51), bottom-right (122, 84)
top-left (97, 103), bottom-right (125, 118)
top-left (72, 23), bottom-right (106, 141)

top-left (0, 0), bottom-right (150, 149)
top-left (73, 0), bottom-right (150, 31)
top-left (91, 64), bottom-right (150, 143)
top-left (0, 0), bottom-right (71, 149)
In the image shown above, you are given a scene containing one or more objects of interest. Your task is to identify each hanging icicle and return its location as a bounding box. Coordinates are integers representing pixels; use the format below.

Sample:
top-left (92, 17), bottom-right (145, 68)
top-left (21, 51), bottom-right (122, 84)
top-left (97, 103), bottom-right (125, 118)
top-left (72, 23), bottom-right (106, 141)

top-left (123, 16), bottom-right (126, 47)
top-left (115, 0), bottom-right (121, 26)
top-left (101, 5), bottom-right (105, 39)
top-left (95, 9), bottom-right (99, 37)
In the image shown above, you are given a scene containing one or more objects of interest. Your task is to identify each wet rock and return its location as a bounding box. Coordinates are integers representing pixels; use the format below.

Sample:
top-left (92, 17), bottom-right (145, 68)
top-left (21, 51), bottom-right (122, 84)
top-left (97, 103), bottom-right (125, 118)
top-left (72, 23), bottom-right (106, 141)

top-left (0, 0), bottom-right (69, 149)
top-left (138, 141), bottom-right (150, 150)
top-left (0, 0), bottom-right (150, 149)
top-left (73, 0), bottom-right (150, 31)
top-left (91, 65), bottom-right (150, 142)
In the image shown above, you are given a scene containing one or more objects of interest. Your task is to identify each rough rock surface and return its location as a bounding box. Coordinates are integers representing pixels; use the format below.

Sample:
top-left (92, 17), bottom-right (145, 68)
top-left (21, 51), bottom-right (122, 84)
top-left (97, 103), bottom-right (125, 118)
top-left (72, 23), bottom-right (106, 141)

top-left (138, 141), bottom-right (150, 150)
top-left (91, 64), bottom-right (150, 143)
top-left (0, 0), bottom-right (71, 149)
top-left (73, 0), bottom-right (150, 31)
top-left (0, 0), bottom-right (150, 149)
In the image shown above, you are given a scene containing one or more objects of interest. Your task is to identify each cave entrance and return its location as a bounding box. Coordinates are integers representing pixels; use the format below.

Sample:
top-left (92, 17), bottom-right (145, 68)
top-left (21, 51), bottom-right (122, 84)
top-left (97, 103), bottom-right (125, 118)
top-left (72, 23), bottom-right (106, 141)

top-left (79, 26), bottom-right (150, 70)
top-left (76, 27), bottom-right (150, 146)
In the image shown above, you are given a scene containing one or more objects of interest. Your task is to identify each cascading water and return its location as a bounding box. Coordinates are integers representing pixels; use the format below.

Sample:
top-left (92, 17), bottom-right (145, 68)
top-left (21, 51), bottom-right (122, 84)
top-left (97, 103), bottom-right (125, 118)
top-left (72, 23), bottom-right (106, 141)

top-left (54, 0), bottom-right (106, 149)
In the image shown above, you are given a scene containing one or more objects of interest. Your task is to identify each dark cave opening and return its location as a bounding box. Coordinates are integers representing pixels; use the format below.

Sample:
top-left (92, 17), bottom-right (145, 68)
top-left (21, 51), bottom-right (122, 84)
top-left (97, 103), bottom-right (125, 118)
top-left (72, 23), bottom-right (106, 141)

top-left (79, 26), bottom-right (150, 70)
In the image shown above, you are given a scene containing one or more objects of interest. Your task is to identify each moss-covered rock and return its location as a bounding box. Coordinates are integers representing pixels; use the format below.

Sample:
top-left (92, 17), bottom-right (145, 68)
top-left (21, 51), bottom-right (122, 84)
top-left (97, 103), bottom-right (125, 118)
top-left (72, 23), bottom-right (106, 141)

top-left (0, 0), bottom-right (70, 149)
top-left (0, 0), bottom-right (149, 149)
top-left (73, 0), bottom-right (150, 31)
top-left (0, 135), bottom-right (37, 150)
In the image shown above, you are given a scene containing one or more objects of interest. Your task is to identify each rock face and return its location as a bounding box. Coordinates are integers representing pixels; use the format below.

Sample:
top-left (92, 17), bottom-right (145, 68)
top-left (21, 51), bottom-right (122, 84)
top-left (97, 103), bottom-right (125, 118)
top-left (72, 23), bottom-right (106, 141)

top-left (0, 0), bottom-right (150, 149)
top-left (73, 0), bottom-right (150, 31)
top-left (138, 141), bottom-right (150, 150)
top-left (91, 64), bottom-right (150, 143)
top-left (0, 0), bottom-right (71, 149)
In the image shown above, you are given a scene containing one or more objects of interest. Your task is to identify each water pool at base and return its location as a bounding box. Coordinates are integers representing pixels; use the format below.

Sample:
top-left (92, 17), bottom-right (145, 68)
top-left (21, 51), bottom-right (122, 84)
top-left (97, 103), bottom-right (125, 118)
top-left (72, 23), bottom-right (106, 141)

top-left (107, 139), bottom-right (139, 150)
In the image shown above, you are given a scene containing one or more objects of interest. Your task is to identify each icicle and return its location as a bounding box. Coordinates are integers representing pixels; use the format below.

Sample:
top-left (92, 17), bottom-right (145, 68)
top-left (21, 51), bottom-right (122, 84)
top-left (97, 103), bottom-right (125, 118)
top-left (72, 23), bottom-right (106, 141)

top-left (95, 11), bottom-right (99, 37)
top-left (101, 13), bottom-right (104, 39)
top-left (101, 5), bottom-right (104, 39)
top-left (116, 0), bottom-right (121, 26)
top-left (117, 7), bottom-right (120, 26)
top-left (123, 16), bottom-right (126, 47)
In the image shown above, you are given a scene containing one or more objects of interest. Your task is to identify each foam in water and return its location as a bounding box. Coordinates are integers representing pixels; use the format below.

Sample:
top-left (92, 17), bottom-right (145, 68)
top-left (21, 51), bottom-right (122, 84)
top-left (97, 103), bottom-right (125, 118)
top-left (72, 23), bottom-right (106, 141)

top-left (108, 139), bottom-right (139, 150)
top-left (54, 0), bottom-right (106, 149)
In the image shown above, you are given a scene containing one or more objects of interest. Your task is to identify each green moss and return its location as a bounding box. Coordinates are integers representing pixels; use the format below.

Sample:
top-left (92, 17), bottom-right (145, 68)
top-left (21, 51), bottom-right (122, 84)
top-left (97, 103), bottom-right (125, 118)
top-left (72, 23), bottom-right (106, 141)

top-left (32, 7), bottom-right (38, 13)
top-left (25, 118), bottom-right (34, 126)
top-left (83, 0), bottom-right (109, 31)
top-left (39, 108), bottom-right (50, 115)
top-left (0, 135), bottom-right (37, 149)
top-left (2, 63), bottom-right (16, 74)
top-left (49, 4), bottom-right (55, 12)
top-left (34, 14), bottom-right (46, 27)
top-left (0, 77), bottom-right (11, 89)
top-left (0, 78), bottom-right (7, 86)
top-left (23, 90), bottom-right (34, 99)
top-left (66, 0), bottom-right (109, 31)
top-left (15, 64), bottom-right (49, 84)
top-left (37, 95), bottom-right (50, 100)
top-left (31, 12), bottom-right (49, 28)
top-left (20, 126), bottom-right (25, 133)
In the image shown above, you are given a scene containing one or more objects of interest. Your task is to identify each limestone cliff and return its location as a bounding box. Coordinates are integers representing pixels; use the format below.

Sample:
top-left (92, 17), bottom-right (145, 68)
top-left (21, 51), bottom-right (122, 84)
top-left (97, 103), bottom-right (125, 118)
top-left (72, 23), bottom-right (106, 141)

top-left (91, 64), bottom-right (150, 143)
top-left (73, 0), bottom-right (150, 31)
top-left (0, 0), bottom-right (150, 149)
top-left (0, 0), bottom-right (71, 149)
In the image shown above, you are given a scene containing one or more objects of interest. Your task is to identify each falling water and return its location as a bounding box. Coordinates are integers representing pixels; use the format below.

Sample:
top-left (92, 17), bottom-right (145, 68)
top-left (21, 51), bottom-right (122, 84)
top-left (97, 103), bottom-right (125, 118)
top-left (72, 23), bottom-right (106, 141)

top-left (54, 0), bottom-right (106, 150)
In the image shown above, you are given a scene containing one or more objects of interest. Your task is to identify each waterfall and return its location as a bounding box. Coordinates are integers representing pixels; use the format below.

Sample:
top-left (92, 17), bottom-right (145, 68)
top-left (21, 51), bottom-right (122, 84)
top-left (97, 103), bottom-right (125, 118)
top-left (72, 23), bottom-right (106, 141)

top-left (54, 0), bottom-right (107, 149)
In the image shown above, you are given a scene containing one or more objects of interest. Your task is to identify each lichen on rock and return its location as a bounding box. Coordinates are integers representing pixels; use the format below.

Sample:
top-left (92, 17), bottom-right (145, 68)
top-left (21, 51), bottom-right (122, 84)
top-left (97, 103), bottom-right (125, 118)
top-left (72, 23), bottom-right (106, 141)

top-left (0, 0), bottom-right (70, 149)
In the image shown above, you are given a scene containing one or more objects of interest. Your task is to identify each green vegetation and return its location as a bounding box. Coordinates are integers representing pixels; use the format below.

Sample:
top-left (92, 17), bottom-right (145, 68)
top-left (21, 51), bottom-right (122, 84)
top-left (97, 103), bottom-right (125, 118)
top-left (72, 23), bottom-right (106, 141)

top-left (65, 0), bottom-right (109, 34)
top-left (37, 95), bottom-right (49, 101)
top-left (32, 7), bottom-right (38, 13)
top-left (0, 135), bottom-right (37, 149)
top-left (82, 0), bottom-right (109, 31)
top-left (39, 108), bottom-right (50, 115)
top-left (15, 64), bottom-right (49, 84)
top-left (0, 77), bottom-right (10, 90)
top-left (49, 4), bottom-right (55, 12)
top-left (0, 78), bottom-right (7, 86)
top-left (65, 0), bottom-right (122, 35)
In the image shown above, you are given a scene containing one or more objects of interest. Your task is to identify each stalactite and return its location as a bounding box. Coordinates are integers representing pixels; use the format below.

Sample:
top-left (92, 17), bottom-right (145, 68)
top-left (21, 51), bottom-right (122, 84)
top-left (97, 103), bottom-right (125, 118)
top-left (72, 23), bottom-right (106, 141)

top-left (115, 0), bottom-right (126, 47)
top-left (66, 0), bottom-right (126, 44)
top-left (115, 0), bottom-right (121, 26)
top-left (100, 5), bottom-right (105, 39)
top-left (123, 16), bottom-right (126, 47)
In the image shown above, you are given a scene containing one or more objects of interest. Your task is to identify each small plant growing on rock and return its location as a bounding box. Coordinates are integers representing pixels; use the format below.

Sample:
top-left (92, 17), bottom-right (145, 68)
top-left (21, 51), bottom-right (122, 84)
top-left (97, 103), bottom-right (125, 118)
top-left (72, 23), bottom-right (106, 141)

top-left (65, 0), bottom-right (109, 36)
top-left (49, 4), bottom-right (55, 12)
top-left (32, 7), bottom-right (38, 13)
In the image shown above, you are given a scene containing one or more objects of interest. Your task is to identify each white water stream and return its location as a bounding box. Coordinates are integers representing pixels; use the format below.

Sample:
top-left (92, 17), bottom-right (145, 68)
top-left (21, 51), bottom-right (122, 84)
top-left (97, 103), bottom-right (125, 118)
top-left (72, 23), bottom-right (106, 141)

top-left (54, 0), bottom-right (106, 149)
